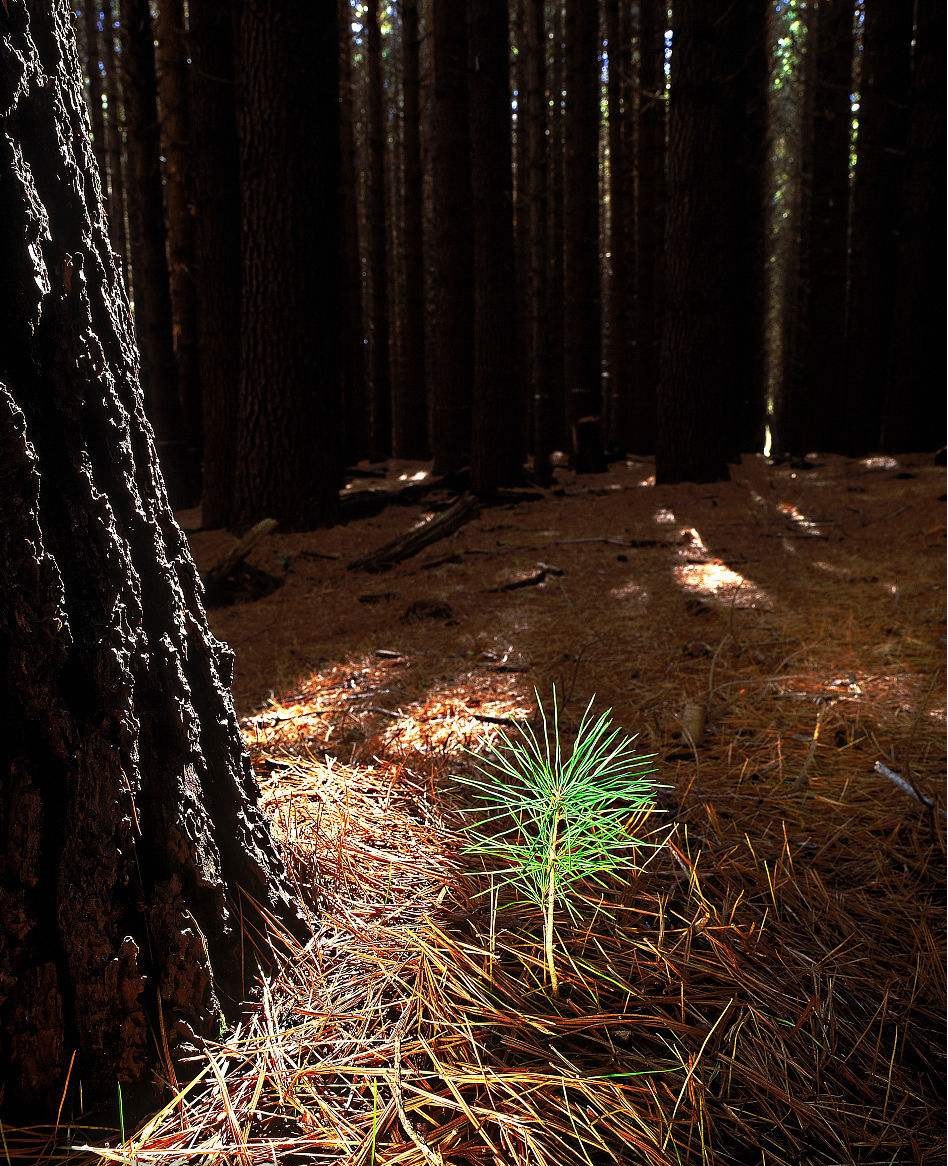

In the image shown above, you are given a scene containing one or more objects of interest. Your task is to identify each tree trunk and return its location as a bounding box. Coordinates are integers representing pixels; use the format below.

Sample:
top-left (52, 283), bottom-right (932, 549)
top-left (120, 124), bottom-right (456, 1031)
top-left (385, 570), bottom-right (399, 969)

top-left (102, 0), bottom-right (131, 290)
top-left (883, 0), bottom-right (945, 452)
top-left (0, 1), bottom-right (304, 1117)
top-left (233, 0), bottom-right (343, 529)
top-left (778, 0), bottom-right (854, 456)
top-left (547, 0), bottom-right (567, 450)
top-left (657, 1), bottom-right (766, 484)
top-left (119, 0), bottom-right (192, 505)
top-left (605, 0), bottom-right (634, 451)
top-left (730, 3), bottom-right (769, 458)
top-left (82, 2), bottom-right (108, 183)
top-left (523, 0), bottom-right (552, 484)
top-left (365, 1), bottom-right (392, 461)
top-left (632, 0), bottom-right (664, 455)
top-left (468, 0), bottom-right (523, 495)
top-left (155, 0), bottom-right (200, 490)
top-left (394, 0), bottom-right (428, 459)
top-left (428, 0), bottom-right (474, 475)
top-left (563, 0), bottom-right (603, 468)
top-left (843, 0), bottom-right (913, 453)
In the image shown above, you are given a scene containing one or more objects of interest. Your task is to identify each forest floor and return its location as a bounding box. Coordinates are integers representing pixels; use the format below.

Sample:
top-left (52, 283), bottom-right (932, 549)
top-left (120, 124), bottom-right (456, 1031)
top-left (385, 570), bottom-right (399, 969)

top-left (92, 454), bottom-right (948, 1163)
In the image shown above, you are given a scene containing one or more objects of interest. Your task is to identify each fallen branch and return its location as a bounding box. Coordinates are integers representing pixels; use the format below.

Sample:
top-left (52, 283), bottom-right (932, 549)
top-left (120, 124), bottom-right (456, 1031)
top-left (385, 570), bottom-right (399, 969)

top-left (202, 518), bottom-right (278, 605)
top-left (874, 761), bottom-right (946, 819)
top-left (348, 494), bottom-right (480, 572)
top-left (494, 562), bottom-right (564, 592)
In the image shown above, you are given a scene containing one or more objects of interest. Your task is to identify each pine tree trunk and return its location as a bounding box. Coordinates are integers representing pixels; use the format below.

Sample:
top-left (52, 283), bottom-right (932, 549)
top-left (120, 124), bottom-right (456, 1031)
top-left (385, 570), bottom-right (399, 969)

top-left (730, 3), bottom-right (770, 458)
top-left (82, 2), bottom-right (108, 183)
top-left (428, 0), bottom-right (474, 475)
top-left (562, 0), bottom-right (603, 466)
top-left (189, 0), bottom-right (240, 528)
top-left (547, 0), bottom-right (567, 450)
top-left (233, 0), bottom-right (343, 529)
top-left (365, 1), bottom-right (392, 461)
top-left (103, 0), bottom-right (131, 291)
top-left (523, 0), bottom-right (552, 484)
top-left (657, 0), bottom-right (761, 484)
top-left (0, 1), bottom-right (304, 1116)
top-left (394, 0), bottom-right (428, 459)
top-left (843, 0), bottom-right (913, 453)
top-left (468, 0), bottom-right (523, 496)
top-left (338, 0), bottom-right (369, 464)
top-left (120, 0), bottom-right (192, 505)
top-left (605, 0), bottom-right (634, 451)
top-left (155, 0), bottom-right (200, 489)
top-left (883, 0), bottom-right (945, 452)
top-left (778, 0), bottom-right (854, 456)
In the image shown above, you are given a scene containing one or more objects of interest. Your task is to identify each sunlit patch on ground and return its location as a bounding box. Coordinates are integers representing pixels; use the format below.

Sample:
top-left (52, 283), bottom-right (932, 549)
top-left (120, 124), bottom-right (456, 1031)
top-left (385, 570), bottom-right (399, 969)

top-left (776, 500), bottom-right (822, 535)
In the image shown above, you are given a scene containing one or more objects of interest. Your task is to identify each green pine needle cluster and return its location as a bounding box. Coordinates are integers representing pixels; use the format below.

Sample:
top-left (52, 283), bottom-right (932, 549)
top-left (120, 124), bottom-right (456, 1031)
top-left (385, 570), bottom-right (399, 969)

top-left (455, 689), bottom-right (664, 992)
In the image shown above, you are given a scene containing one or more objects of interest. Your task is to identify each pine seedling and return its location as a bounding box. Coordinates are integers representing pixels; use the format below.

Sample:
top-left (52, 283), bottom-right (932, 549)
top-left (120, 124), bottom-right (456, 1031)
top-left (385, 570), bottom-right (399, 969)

top-left (455, 688), bottom-right (663, 994)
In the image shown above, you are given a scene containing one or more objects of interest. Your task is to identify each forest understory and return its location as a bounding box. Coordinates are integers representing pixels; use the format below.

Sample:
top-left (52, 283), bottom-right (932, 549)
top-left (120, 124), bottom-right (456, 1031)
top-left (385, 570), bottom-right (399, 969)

top-left (20, 452), bottom-right (940, 1165)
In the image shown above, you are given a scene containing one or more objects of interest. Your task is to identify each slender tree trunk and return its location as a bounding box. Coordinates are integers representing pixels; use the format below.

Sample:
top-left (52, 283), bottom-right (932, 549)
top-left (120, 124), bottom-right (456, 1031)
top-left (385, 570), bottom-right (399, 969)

top-left (189, 0), bottom-right (240, 528)
top-left (233, 0), bottom-right (343, 528)
top-left (338, 0), bottom-right (369, 464)
top-left (83, 2), bottom-right (108, 183)
top-left (778, 0), bottom-right (854, 456)
top-left (658, 1), bottom-right (766, 484)
top-left (605, 0), bottom-right (633, 450)
top-left (547, 0), bottom-right (567, 450)
top-left (523, 0), bottom-right (552, 484)
top-left (563, 0), bottom-right (603, 468)
top-left (120, 0), bottom-right (191, 505)
top-left (883, 0), bottom-right (945, 452)
top-left (155, 0), bottom-right (200, 490)
top-left (730, 4), bottom-right (770, 457)
top-left (428, 0), bottom-right (474, 475)
top-left (843, 0), bottom-right (913, 453)
top-left (0, 1), bottom-right (303, 1116)
top-left (634, 0), bottom-right (663, 455)
top-left (395, 0), bottom-right (428, 459)
top-left (365, 1), bottom-right (392, 460)
top-left (468, 0), bottom-right (523, 496)
top-left (102, 0), bottom-right (131, 290)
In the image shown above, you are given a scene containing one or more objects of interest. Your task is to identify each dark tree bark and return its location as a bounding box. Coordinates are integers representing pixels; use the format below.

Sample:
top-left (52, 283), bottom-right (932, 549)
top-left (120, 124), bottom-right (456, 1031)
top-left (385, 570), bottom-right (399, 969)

top-left (233, 0), bottom-right (343, 528)
top-left (0, 1), bottom-right (303, 1116)
top-left (102, 0), bottom-right (131, 290)
top-left (523, 0), bottom-right (552, 483)
top-left (427, 0), bottom-right (474, 475)
top-left (394, 0), bottom-right (427, 458)
top-left (338, 0), bottom-right (369, 464)
top-left (562, 0), bottom-right (603, 467)
top-left (189, 0), bottom-right (240, 528)
top-left (468, 0), bottom-right (523, 495)
top-left (883, 0), bottom-right (945, 451)
top-left (365, 1), bottom-right (392, 460)
top-left (546, 0), bottom-right (567, 450)
top-left (120, 0), bottom-right (192, 505)
top-left (657, 1), bottom-right (769, 484)
top-left (729, 3), bottom-right (770, 458)
top-left (777, 0), bottom-right (854, 456)
top-left (843, 0), bottom-right (913, 453)
top-left (605, 0), bottom-right (633, 450)
top-left (633, 0), bottom-right (664, 455)
top-left (155, 0), bottom-right (200, 487)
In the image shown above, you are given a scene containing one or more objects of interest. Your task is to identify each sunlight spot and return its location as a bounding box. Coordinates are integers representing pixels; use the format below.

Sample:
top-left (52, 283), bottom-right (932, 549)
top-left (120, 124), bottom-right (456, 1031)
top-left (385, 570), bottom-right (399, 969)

top-left (653, 507), bottom-right (676, 525)
top-left (677, 527), bottom-right (707, 553)
top-left (861, 455), bottom-right (899, 469)
top-left (777, 501), bottom-right (822, 535)
top-left (674, 558), bottom-right (770, 609)
top-left (610, 579), bottom-right (650, 602)
top-left (637, 475), bottom-right (656, 487)
top-left (763, 424), bottom-right (772, 457)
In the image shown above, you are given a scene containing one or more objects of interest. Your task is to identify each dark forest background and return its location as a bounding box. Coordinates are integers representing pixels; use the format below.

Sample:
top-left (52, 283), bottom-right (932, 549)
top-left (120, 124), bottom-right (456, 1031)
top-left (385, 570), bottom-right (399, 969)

top-left (74, 0), bottom-right (944, 529)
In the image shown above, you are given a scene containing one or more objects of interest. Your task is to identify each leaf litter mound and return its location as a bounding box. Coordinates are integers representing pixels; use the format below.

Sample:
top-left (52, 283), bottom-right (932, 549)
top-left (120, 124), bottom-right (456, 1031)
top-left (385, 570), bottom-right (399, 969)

top-left (22, 454), bottom-right (945, 1164)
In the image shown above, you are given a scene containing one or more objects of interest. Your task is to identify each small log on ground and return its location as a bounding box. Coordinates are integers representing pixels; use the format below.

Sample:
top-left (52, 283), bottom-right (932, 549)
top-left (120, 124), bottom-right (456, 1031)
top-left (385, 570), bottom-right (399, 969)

top-left (203, 518), bottom-right (278, 605)
top-left (348, 494), bottom-right (480, 572)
